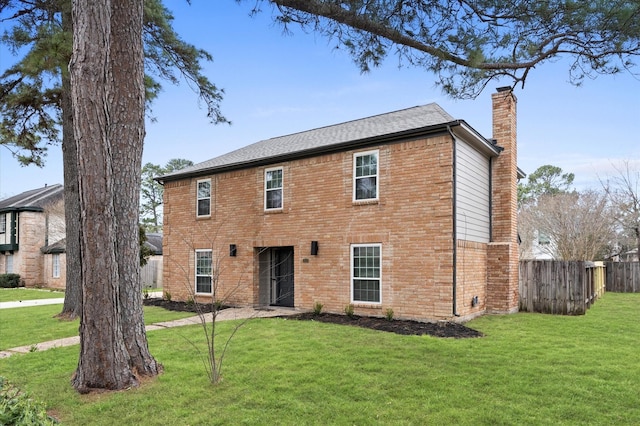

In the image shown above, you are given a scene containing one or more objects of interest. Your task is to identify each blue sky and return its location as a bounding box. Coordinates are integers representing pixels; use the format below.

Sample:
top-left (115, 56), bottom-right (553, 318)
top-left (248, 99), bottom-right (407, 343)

top-left (1, 1), bottom-right (639, 199)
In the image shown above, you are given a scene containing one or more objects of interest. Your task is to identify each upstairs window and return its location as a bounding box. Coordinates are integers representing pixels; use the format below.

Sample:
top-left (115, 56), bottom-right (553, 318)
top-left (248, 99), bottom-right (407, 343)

top-left (354, 151), bottom-right (378, 201)
top-left (265, 167), bottom-right (283, 210)
top-left (351, 244), bottom-right (382, 304)
top-left (0, 215), bottom-right (5, 234)
top-left (195, 250), bottom-right (212, 294)
top-left (196, 179), bottom-right (211, 217)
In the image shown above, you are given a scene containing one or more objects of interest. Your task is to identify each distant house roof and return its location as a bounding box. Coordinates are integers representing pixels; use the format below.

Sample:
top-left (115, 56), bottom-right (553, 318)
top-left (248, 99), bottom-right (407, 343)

top-left (41, 239), bottom-right (66, 254)
top-left (158, 104), bottom-right (503, 183)
top-left (0, 184), bottom-right (64, 213)
top-left (144, 233), bottom-right (163, 255)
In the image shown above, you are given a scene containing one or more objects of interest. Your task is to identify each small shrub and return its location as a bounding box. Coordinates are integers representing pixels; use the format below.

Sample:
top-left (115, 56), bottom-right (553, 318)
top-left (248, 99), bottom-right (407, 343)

top-left (313, 301), bottom-right (324, 315)
top-left (163, 291), bottom-right (172, 301)
top-left (143, 286), bottom-right (151, 300)
top-left (385, 308), bottom-right (394, 321)
top-left (0, 377), bottom-right (58, 425)
top-left (0, 274), bottom-right (22, 288)
top-left (344, 303), bottom-right (355, 318)
top-left (186, 297), bottom-right (194, 306)
top-left (29, 345), bottom-right (38, 353)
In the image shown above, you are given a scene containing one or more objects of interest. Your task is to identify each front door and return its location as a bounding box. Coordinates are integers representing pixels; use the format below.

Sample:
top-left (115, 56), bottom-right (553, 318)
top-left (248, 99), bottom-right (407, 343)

top-left (270, 247), bottom-right (294, 307)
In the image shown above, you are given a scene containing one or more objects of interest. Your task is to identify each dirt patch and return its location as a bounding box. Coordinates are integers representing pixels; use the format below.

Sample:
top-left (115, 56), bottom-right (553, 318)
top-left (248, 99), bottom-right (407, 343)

top-left (144, 298), bottom-right (482, 338)
top-left (285, 312), bottom-right (483, 338)
top-left (143, 297), bottom-right (217, 313)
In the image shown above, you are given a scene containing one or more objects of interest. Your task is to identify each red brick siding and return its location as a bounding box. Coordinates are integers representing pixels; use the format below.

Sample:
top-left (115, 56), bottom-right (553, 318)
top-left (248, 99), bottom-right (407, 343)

top-left (163, 134), bottom-right (465, 321)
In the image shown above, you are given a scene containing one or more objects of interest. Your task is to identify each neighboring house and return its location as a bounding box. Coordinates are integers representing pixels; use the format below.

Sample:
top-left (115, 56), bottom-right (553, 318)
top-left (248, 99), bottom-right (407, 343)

top-left (520, 229), bottom-right (555, 260)
top-left (158, 88), bottom-right (521, 322)
top-left (0, 184), bottom-right (66, 289)
top-left (141, 232), bottom-right (164, 289)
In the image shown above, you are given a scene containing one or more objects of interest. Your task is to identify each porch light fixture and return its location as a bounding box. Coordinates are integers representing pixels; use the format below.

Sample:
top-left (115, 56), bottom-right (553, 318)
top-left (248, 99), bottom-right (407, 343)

top-left (229, 244), bottom-right (237, 257)
top-left (310, 241), bottom-right (319, 256)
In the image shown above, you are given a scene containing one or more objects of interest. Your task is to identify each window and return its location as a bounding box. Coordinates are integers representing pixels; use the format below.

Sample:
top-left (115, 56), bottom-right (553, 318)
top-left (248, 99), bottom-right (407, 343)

top-left (195, 250), bottom-right (212, 294)
top-left (351, 244), bottom-right (381, 303)
top-left (354, 151), bottom-right (378, 201)
top-left (0, 215), bottom-right (5, 234)
top-left (5, 254), bottom-right (13, 274)
top-left (265, 167), bottom-right (283, 210)
top-left (52, 254), bottom-right (60, 278)
top-left (196, 179), bottom-right (211, 217)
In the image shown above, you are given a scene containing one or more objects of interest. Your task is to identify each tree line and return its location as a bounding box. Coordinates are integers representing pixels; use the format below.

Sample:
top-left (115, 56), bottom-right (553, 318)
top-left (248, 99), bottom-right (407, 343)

top-left (518, 162), bottom-right (640, 262)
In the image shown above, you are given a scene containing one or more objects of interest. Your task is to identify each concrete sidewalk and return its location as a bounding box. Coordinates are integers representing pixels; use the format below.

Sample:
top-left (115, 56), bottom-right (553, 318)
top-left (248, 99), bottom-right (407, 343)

top-left (0, 292), bottom-right (164, 310)
top-left (0, 305), bottom-right (298, 359)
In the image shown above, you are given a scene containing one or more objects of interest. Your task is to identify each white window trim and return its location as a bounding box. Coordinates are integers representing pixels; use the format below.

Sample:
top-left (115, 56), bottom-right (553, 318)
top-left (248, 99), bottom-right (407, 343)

top-left (195, 249), bottom-right (213, 295)
top-left (350, 243), bottom-right (382, 304)
top-left (0, 215), bottom-right (6, 234)
top-left (353, 150), bottom-right (379, 202)
top-left (196, 179), bottom-right (211, 218)
top-left (52, 254), bottom-right (61, 278)
top-left (264, 167), bottom-right (284, 211)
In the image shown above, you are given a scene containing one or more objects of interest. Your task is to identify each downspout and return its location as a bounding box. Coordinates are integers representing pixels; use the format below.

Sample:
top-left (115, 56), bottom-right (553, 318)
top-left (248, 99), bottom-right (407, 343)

top-left (447, 125), bottom-right (460, 317)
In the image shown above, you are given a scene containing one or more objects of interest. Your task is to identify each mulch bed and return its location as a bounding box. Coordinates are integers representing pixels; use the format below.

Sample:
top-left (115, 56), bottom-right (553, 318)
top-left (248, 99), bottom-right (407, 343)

top-left (143, 298), bottom-right (483, 338)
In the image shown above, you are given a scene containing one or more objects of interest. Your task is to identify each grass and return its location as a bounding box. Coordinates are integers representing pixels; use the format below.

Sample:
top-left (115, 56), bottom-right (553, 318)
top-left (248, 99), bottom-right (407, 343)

top-left (0, 305), bottom-right (195, 350)
top-left (0, 288), bottom-right (65, 302)
top-left (1, 293), bottom-right (639, 425)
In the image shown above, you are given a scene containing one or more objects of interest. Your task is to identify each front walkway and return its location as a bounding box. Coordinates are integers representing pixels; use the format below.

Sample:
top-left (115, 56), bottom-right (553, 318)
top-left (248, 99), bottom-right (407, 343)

top-left (0, 303), bottom-right (298, 359)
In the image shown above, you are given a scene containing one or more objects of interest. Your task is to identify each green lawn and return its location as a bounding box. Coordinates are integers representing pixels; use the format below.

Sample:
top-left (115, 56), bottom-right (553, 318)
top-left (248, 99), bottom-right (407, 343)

top-left (0, 288), bottom-right (65, 302)
top-left (0, 305), bottom-right (196, 350)
top-left (1, 293), bottom-right (639, 425)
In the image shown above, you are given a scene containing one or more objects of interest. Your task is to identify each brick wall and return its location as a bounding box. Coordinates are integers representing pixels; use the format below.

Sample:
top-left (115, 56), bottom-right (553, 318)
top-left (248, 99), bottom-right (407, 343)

top-left (18, 211), bottom-right (46, 287)
top-left (163, 134), bottom-right (462, 321)
top-left (487, 88), bottom-right (520, 313)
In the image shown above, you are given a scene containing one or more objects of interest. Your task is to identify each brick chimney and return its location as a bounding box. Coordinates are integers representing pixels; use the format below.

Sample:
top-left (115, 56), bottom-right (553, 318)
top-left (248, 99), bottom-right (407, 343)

top-left (486, 87), bottom-right (519, 313)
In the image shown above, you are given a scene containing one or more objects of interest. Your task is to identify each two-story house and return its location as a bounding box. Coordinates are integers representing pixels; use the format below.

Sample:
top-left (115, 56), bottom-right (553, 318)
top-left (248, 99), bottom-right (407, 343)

top-left (158, 88), bottom-right (521, 322)
top-left (0, 184), bottom-right (66, 288)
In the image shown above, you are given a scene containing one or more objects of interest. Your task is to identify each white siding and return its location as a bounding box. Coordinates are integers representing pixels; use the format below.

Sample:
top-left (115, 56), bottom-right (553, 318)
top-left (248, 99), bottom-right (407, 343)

top-left (455, 139), bottom-right (491, 242)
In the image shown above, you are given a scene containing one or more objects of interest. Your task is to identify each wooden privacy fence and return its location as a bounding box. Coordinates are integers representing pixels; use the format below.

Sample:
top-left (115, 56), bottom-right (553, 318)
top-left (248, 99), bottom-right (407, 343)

top-left (604, 261), bottom-right (640, 292)
top-left (519, 260), bottom-right (604, 315)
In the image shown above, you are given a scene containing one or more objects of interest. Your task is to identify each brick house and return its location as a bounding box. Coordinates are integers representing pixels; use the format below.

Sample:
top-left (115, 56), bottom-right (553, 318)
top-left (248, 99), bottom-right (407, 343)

top-left (158, 88), bottom-right (521, 322)
top-left (0, 184), bottom-right (66, 289)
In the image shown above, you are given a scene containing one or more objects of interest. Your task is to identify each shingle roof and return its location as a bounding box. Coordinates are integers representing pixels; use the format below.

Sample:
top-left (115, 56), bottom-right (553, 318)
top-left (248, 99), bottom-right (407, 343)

top-left (144, 233), bottom-right (163, 255)
top-left (159, 103), bottom-right (459, 181)
top-left (0, 184), bottom-right (64, 212)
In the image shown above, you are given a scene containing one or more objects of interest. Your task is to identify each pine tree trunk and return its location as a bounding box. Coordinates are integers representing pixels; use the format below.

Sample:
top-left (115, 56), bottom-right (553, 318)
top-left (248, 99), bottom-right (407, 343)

top-left (70, 0), bottom-right (158, 393)
top-left (59, 1), bottom-right (82, 320)
top-left (110, 0), bottom-right (161, 376)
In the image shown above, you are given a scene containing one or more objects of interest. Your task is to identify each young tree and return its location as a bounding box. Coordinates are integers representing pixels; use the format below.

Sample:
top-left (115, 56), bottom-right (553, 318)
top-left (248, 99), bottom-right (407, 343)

top-left (140, 158), bottom-right (193, 233)
top-left (603, 160), bottom-right (640, 261)
top-left (261, 0), bottom-right (640, 98)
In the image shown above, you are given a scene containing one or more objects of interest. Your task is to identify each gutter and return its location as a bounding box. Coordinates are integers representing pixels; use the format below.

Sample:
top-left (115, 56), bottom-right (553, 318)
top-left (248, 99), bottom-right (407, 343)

top-left (447, 125), bottom-right (460, 318)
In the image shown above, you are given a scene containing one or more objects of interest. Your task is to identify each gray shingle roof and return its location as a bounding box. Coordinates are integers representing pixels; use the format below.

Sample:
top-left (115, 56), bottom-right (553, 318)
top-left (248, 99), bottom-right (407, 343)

top-left (160, 103), bottom-right (458, 181)
top-left (0, 184), bottom-right (64, 212)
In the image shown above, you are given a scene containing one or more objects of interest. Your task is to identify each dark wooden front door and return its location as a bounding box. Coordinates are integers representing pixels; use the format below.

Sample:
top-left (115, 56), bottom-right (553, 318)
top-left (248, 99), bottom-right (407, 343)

top-left (271, 247), bottom-right (294, 307)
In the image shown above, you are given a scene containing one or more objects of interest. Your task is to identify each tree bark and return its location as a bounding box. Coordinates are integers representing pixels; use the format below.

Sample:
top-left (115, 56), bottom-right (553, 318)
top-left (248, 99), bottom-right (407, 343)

top-left (70, 0), bottom-right (158, 393)
top-left (59, 0), bottom-right (82, 320)
top-left (110, 0), bottom-right (161, 376)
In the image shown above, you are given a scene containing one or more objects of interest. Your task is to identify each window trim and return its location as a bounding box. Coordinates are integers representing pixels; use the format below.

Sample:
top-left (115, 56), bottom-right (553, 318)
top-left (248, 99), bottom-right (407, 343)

top-left (196, 179), bottom-right (212, 218)
top-left (0, 214), bottom-right (5, 234)
top-left (353, 150), bottom-right (379, 202)
top-left (350, 243), bottom-right (382, 304)
top-left (195, 249), bottom-right (213, 295)
top-left (264, 167), bottom-right (284, 211)
top-left (52, 253), bottom-right (60, 278)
